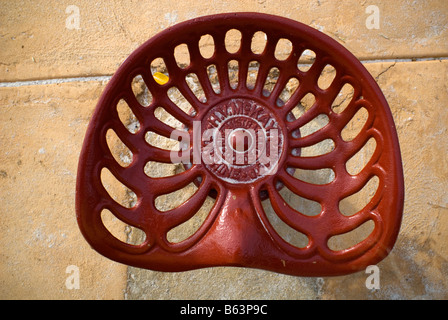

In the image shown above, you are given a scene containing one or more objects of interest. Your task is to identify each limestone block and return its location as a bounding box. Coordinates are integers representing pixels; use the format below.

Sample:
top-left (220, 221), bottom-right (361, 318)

top-left (1, 0), bottom-right (447, 81)
top-left (0, 80), bottom-right (128, 299)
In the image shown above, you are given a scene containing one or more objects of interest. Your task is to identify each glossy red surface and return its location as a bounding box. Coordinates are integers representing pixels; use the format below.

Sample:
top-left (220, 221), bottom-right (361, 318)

top-left (76, 12), bottom-right (404, 276)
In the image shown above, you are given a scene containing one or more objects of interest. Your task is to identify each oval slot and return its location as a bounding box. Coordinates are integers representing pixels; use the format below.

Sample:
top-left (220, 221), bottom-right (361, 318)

top-left (225, 28), bottom-right (242, 54)
top-left (274, 38), bottom-right (293, 61)
top-left (117, 98), bottom-right (140, 134)
top-left (199, 34), bottom-right (215, 59)
top-left (341, 107), bottom-right (369, 142)
top-left (167, 195), bottom-right (216, 243)
top-left (327, 220), bottom-right (375, 251)
top-left (345, 137), bottom-right (377, 176)
top-left (131, 75), bottom-right (152, 107)
top-left (317, 64), bottom-right (337, 90)
top-left (105, 129), bottom-right (133, 168)
top-left (174, 43), bottom-right (191, 69)
top-left (100, 167), bottom-right (137, 208)
top-left (339, 175), bottom-right (380, 216)
top-left (278, 185), bottom-right (322, 216)
top-left (262, 197), bottom-right (309, 248)
top-left (101, 209), bottom-right (146, 245)
top-left (251, 31), bottom-right (267, 54)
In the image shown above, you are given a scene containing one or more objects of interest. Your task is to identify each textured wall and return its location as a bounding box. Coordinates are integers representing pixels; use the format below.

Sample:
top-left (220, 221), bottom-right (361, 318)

top-left (0, 0), bottom-right (447, 299)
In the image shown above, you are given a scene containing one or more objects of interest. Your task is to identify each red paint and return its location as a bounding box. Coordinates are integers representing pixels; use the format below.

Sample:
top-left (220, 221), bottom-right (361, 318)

top-left (76, 13), bottom-right (404, 276)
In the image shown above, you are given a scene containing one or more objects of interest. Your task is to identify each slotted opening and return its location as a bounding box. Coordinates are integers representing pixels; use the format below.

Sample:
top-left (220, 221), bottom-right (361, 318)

top-left (150, 57), bottom-right (169, 82)
top-left (117, 98), bottom-right (140, 134)
top-left (262, 197), bottom-right (309, 248)
top-left (228, 59), bottom-right (239, 90)
top-left (100, 167), bottom-right (137, 208)
top-left (318, 64), bottom-right (337, 90)
top-left (288, 92), bottom-right (316, 121)
top-left (297, 49), bottom-right (316, 72)
top-left (167, 194), bottom-right (216, 243)
top-left (298, 138), bottom-right (335, 157)
top-left (186, 73), bottom-right (207, 103)
top-left (263, 67), bottom-right (280, 97)
top-left (341, 107), bottom-right (369, 142)
top-left (167, 86), bottom-right (196, 116)
top-left (299, 114), bottom-right (330, 137)
top-left (339, 175), bottom-right (380, 216)
top-left (145, 130), bottom-right (180, 151)
top-left (225, 28), bottom-right (242, 54)
top-left (105, 129), bottom-right (133, 168)
top-left (279, 185), bottom-right (322, 216)
top-left (327, 220), bottom-right (375, 251)
top-left (288, 167), bottom-right (335, 185)
top-left (207, 64), bottom-right (221, 94)
top-left (274, 38), bottom-right (293, 61)
top-left (155, 182), bottom-right (197, 212)
top-left (277, 77), bottom-right (300, 107)
top-left (174, 43), bottom-right (191, 69)
top-left (251, 31), bottom-right (267, 54)
top-left (144, 161), bottom-right (184, 178)
top-left (332, 83), bottom-right (355, 113)
top-left (199, 34), bottom-right (215, 59)
top-left (154, 106), bottom-right (185, 131)
top-left (345, 137), bottom-right (377, 176)
top-left (101, 209), bottom-right (146, 245)
top-left (131, 75), bottom-right (152, 107)
top-left (246, 60), bottom-right (260, 90)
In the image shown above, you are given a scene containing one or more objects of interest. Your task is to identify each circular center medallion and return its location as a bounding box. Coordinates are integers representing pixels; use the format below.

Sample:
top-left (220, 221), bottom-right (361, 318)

top-left (201, 98), bottom-right (284, 184)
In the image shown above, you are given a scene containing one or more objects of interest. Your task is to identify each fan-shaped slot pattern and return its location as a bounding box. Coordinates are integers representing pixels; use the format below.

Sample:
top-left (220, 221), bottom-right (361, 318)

top-left (106, 129), bottom-right (133, 168)
top-left (327, 220), bottom-right (375, 251)
top-left (345, 137), bottom-right (377, 176)
top-left (167, 194), bottom-right (216, 243)
top-left (295, 138), bottom-right (335, 157)
top-left (277, 77), bottom-right (300, 107)
top-left (150, 57), bottom-right (169, 81)
top-left (341, 107), bottom-right (369, 142)
top-left (225, 28), bottom-right (242, 54)
top-left (100, 167), bottom-right (137, 208)
top-left (131, 75), bottom-right (153, 107)
top-left (262, 67), bottom-right (280, 97)
top-left (185, 73), bottom-right (207, 103)
top-left (174, 43), bottom-right (191, 69)
top-left (100, 209), bottom-right (146, 245)
top-left (297, 49), bottom-right (316, 72)
top-left (318, 64), bottom-right (337, 90)
top-left (246, 60), bottom-right (260, 90)
top-left (117, 98), bottom-right (140, 134)
top-left (274, 38), bottom-right (293, 61)
top-left (287, 167), bottom-right (335, 185)
top-left (228, 59), bottom-right (239, 90)
top-left (339, 175), bottom-right (380, 216)
top-left (251, 31), bottom-right (267, 54)
top-left (167, 86), bottom-right (196, 116)
top-left (199, 34), bottom-right (215, 59)
top-left (332, 83), bottom-right (355, 114)
top-left (206, 64), bottom-right (221, 94)
top-left (261, 196), bottom-right (309, 248)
